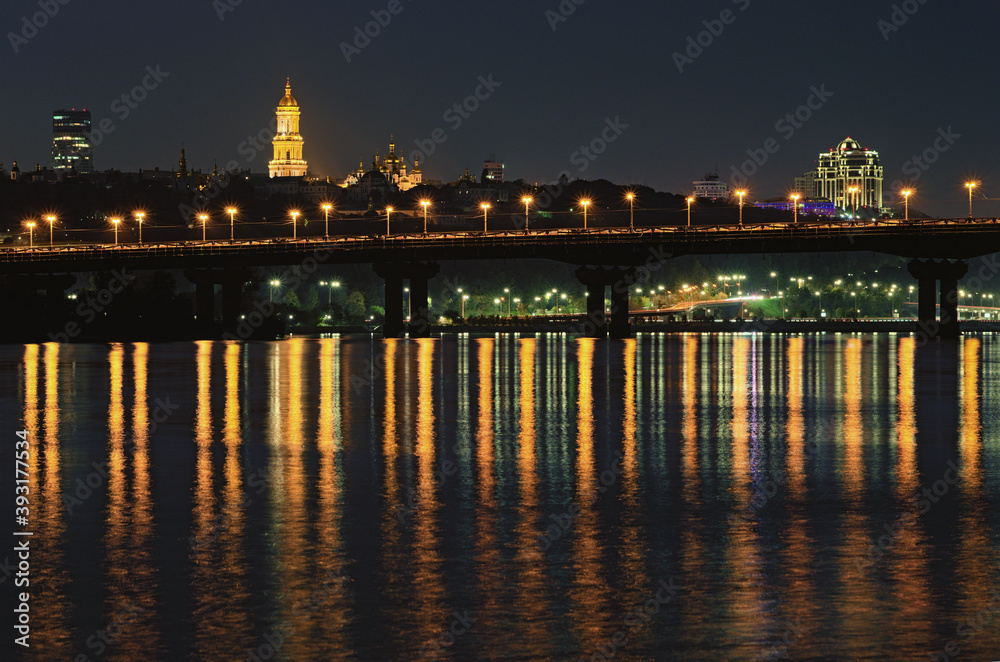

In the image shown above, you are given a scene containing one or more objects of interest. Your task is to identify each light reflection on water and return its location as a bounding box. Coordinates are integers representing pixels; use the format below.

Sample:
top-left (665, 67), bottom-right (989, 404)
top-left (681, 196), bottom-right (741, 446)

top-left (4, 333), bottom-right (1000, 661)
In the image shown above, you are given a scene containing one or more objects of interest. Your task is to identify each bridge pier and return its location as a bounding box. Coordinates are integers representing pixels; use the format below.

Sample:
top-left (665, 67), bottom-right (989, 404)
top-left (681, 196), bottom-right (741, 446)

top-left (575, 267), bottom-right (636, 339)
top-left (184, 267), bottom-right (253, 337)
top-left (907, 259), bottom-right (968, 340)
top-left (374, 262), bottom-right (439, 339)
top-left (185, 269), bottom-right (217, 334)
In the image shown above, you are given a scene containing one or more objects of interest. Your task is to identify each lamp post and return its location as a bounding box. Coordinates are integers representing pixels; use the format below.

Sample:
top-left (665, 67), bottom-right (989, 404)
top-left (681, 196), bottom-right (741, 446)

top-left (626, 192), bottom-right (635, 231)
top-left (404, 287), bottom-right (410, 319)
top-left (269, 279), bottom-right (280, 303)
top-left (481, 203), bottom-right (490, 233)
top-left (290, 210), bottom-right (300, 239)
top-left (966, 181), bottom-right (978, 217)
top-left (26, 221), bottom-right (35, 248)
top-left (110, 217), bottom-right (121, 245)
top-left (198, 213), bottom-right (209, 241)
top-left (385, 206), bottom-right (393, 235)
top-left (462, 294), bottom-right (469, 318)
top-left (319, 280), bottom-right (340, 304)
top-left (686, 196), bottom-right (694, 228)
top-left (504, 288), bottom-right (510, 316)
top-left (902, 189), bottom-right (912, 222)
top-left (522, 196), bottom-right (532, 232)
top-left (791, 193), bottom-right (801, 224)
top-left (45, 215), bottom-right (55, 246)
top-left (420, 200), bottom-right (430, 235)
top-left (736, 190), bottom-right (746, 227)
top-left (581, 199), bottom-right (591, 230)
top-left (226, 207), bottom-right (237, 241)
top-left (322, 203), bottom-right (332, 239)
top-left (135, 211), bottom-right (145, 244)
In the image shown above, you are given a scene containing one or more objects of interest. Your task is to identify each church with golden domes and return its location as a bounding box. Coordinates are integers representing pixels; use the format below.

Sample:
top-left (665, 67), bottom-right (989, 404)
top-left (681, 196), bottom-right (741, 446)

top-left (268, 78), bottom-right (308, 178)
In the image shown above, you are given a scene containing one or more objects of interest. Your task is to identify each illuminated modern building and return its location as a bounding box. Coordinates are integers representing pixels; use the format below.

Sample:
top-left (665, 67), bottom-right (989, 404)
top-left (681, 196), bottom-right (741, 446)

top-left (692, 172), bottom-right (729, 201)
top-left (52, 109), bottom-right (93, 173)
top-left (798, 137), bottom-right (883, 210)
top-left (482, 159), bottom-right (504, 183)
top-left (268, 79), bottom-right (308, 178)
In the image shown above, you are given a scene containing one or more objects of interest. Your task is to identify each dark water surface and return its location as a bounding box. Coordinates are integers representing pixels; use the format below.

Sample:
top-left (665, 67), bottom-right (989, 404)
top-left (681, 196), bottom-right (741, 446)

top-left (3, 334), bottom-right (1000, 661)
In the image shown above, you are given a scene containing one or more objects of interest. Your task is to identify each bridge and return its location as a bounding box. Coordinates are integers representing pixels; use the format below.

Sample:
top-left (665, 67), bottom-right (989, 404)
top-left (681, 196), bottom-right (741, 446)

top-left (3, 217), bottom-right (999, 339)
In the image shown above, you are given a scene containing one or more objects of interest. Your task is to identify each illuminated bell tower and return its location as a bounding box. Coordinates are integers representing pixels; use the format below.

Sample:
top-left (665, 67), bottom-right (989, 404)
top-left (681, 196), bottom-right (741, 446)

top-left (268, 78), bottom-right (307, 178)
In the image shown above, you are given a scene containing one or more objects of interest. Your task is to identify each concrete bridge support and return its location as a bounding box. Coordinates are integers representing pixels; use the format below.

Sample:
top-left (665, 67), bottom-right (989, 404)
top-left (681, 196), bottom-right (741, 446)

top-left (575, 267), bottom-right (636, 339)
top-left (184, 267), bottom-right (253, 336)
top-left (907, 259), bottom-right (968, 340)
top-left (374, 262), bottom-right (440, 339)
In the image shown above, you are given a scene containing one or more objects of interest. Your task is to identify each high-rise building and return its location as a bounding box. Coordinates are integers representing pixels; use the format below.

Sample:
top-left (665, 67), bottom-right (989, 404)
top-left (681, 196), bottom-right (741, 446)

top-left (798, 137), bottom-right (883, 210)
top-left (52, 109), bottom-right (93, 173)
top-left (268, 78), bottom-right (307, 178)
top-left (482, 159), bottom-right (504, 183)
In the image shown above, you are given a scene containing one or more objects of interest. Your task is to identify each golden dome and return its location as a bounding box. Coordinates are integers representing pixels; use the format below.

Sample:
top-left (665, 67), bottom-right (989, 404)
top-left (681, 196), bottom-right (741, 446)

top-left (278, 78), bottom-right (297, 107)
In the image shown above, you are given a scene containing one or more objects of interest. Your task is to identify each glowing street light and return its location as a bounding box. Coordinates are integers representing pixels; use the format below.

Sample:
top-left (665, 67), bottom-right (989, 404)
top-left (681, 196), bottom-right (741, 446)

top-left (321, 203), bottom-right (332, 238)
top-left (686, 196), bottom-right (694, 228)
top-left (504, 287), bottom-right (510, 316)
top-left (386, 206), bottom-right (394, 235)
top-left (736, 190), bottom-right (747, 227)
top-left (522, 196), bottom-right (532, 232)
top-left (26, 221), bottom-right (35, 248)
top-left (226, 207), bottom-right (237, 241)
top-left (318, 280), bottom-right (340, 304)
top-left (848, 186), bottom-right (859, 221)
top-left (902, 189), bottom-right (912, 222)
top-left (269, 279), bottom-right (281, 303)
top-left (420, 199), bottom-right (431, 235)
top-left (481, 202), bottom-right (491, 233)
top-left (966, 181), bottom-right (979, 217)
top-left (290, 210), bottom-right (300, 239)
top-left (198, 213), bottom-right (209, 241)
top-left (626, 192), bottom-right (635, 231)
top-left (110, 217), bottom-right (122, 245)
top-left (45, 214), bottom-right (56, 246)
top-left (790, 193), bottom-right (801, 224)
top-left (580, 199), bottom-right (591, 230)
top-left (134, 211), bottom-right (145, 244)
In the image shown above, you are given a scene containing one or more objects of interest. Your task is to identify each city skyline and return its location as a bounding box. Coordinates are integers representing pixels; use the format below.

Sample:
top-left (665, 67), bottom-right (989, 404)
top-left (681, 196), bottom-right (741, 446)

top-left (2, 1), bottom-right (996, 217)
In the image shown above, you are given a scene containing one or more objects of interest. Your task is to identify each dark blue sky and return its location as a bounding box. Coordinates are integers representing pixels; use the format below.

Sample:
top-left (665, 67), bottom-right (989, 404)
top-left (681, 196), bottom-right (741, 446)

top-left (2, 0), bottom-right (996, 217)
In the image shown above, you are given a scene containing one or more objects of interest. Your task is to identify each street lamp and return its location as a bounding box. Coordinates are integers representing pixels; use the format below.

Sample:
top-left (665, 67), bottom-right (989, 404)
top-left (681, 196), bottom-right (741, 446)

top-left (45, 215), bottom-right (56, 246)
top-left (226, 207), bottom-right (237, 241)
top-left (522, 196), bottom-right (532, 232)
top-left (420, 199), bottom-right (431, 235)
top-left (504, 287), bottom-right (510, 316)
top-left (481, 202), bottom-right (491, 233)
top-left (736, 190), bottom-right (747, 227)
top-left (386, 206), bottom-right (393, 235)
top-left (966, 181), bottom-right (979, 217)
top-left (269, 279), bottom-right (281, 303)
top-left (626, 192), bottom-right (635, 231)
top-left (580, 199), bottom-right (591, 230)
top-left (290, 210), bottom-right (300, 239)
top-left (26, 221), bottom-right (35, 248)
top-left (686, 196), bottom-right (694, 228)
top-left (513, 297), bottom-right (520, 316)
top-left (319, 280), bottom-right (340, 304)
top-left (135, 211), bottom-right (145, 244)
top-left (902, 189), bottom-right (912, 222)
top-left (404, 287), bottom-right (411, 319)
top-left (790, 193), bottom-right (801, 224)
top-left (110, 217), bottom-right (122, 245)
top-left (198, 213), bottom-right (209, 241)
top-left (321, 203), bottom-right (332, 238)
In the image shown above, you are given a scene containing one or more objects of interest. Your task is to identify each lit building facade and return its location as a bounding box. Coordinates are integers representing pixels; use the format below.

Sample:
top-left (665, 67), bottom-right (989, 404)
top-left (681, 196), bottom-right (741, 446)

top-left (344, 137), bottom-right (422, 191)
top-left (52, 109), bottom-right (93, 173)
top-left (482, 160), bottom-right (504, 183)
top-left (268, 79), bottom-right (308, 178)
top-left (800, 137), bottom-right (883, 210)
top-left (692, 172), bottom-right (729, 201)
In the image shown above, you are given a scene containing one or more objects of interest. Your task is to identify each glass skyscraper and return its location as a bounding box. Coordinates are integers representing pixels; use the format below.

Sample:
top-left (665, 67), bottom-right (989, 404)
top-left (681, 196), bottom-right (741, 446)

top-left (52, 109), bottom-right (93, 173)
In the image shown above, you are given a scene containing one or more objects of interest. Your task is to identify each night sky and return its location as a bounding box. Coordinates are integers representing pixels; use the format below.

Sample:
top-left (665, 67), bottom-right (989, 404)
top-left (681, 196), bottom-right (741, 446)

top-left (2, 0), bottom-right (996, 218)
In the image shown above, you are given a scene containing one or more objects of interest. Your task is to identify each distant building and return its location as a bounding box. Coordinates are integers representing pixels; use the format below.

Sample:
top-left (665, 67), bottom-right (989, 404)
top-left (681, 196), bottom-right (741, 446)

top-left (52, 109), bottom-right (93, 173)
top-left (755, 198), bottom-right (836, 217)
top-left (482, 159), bottom-right (504, 183)
top-left (268, 79), bottom-right (308, 178)
top-left (692, 172), bottom-right (729, 201)
top-left (797, 137), bottom-right (883, 210)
